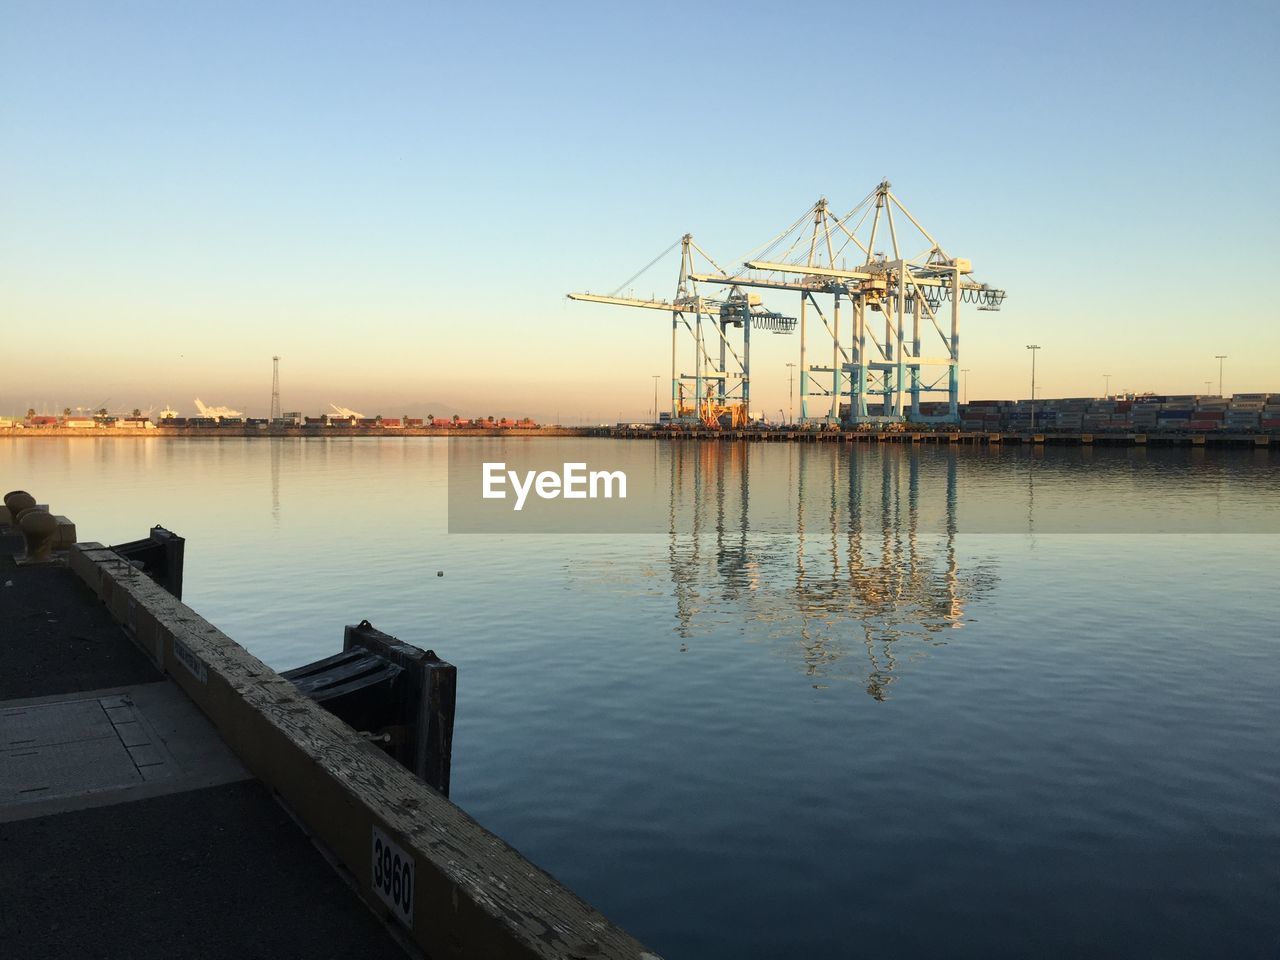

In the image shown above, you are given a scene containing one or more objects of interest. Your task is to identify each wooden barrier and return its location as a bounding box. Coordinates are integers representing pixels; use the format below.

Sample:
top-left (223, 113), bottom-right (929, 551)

top-left (69, 543), bottom-right (659, 960)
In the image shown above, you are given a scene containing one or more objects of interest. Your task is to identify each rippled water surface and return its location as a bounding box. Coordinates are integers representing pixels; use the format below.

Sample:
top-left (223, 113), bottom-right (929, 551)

top-left (4, 437), bottom-right (1279, 958)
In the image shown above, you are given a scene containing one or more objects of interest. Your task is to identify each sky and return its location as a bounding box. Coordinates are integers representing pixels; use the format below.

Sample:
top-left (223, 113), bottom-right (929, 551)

top-left (3, 0), bottom-right (1278, 422)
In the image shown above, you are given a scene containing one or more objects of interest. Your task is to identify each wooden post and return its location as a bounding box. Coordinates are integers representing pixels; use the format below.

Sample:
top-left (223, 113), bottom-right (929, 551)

top-left (343, 621), bottom-right (456, 796)
top-left (421, 652), bottom-right (457, 796)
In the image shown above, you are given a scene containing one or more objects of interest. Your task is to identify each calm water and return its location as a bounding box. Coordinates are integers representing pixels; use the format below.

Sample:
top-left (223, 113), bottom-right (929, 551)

top-left (5, 437), bottom-right (1279, 958)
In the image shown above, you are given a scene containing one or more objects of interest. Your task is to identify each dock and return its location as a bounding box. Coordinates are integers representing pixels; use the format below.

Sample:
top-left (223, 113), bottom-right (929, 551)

top-left (600, 426), bottom-right (1279, 448)
top-left (1, 504), bottom-right (658, 960)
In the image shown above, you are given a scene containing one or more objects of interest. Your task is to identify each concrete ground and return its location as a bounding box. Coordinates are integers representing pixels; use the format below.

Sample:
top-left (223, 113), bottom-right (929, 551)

top-left (1, 529), bottom-right (407, 960)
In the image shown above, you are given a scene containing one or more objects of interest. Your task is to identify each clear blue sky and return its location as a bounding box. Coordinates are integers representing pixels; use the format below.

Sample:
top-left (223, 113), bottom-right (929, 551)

top-left (3, 0), bottom-right (1277, 420)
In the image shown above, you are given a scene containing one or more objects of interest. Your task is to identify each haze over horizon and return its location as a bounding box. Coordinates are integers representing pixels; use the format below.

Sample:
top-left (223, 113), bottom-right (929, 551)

top-left (4, 0), bottom-right (1277, 421)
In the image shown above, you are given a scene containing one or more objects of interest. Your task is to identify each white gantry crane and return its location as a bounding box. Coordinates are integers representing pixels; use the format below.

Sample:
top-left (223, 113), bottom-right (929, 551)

top-left (568, 234), bottom-right (795, 428)
top-left (570, 180), bottom-right (1005, 427)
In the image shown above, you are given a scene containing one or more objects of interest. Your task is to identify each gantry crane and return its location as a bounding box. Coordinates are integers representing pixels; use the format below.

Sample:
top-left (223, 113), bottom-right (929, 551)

top-left (690, 181), bottom-right (1006, 425)
top-left (568, 234), bottom-right (795, 427)
top-left (570, 181), bottom-right (1003, 426)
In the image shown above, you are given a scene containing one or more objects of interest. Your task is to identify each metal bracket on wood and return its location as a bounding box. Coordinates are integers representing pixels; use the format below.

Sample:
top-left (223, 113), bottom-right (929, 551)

top-left (110, 526), bottom-right (185, 599)
top-left (282, 620), bottom-right (456, 796)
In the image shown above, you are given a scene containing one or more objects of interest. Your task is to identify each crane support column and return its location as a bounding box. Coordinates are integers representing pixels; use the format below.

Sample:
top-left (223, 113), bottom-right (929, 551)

top-left (695, 313), bottom-right (705, 420)
top-left (830, 293), bottom-right (841, 424)
top-left (949, 267), bottom-right (961, 420)
top-left (910, 295), bottom-right (921, 419)
top-left (718, 318), bottom-right (728, 402)
top-left (895, 280), bottom-right (906, 418)
top-left (671, 311), bottom-right (679, 419)
top-left (886, 305), bottom-right (895, 417)
top-left (799, 293), bottom-right (808, 421)
top-left (856, 299), bottom-right (868, 420)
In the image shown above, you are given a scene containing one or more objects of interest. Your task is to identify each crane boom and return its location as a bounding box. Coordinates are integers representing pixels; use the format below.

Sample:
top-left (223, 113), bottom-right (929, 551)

top-left (566, 293), bottom-right (720, 313)
top-left (689, 272), bottom-right (829, 293)
top-left (738, 260), bottom-right (996, 292)
top-left (745, 260), bottom-right (878, 281)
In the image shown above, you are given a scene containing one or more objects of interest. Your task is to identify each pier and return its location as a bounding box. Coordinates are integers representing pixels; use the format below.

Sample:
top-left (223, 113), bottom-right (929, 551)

top-left (599, 427), bottom-right (1279, 449)
top-left (1, 503), bottom-right (657, 960)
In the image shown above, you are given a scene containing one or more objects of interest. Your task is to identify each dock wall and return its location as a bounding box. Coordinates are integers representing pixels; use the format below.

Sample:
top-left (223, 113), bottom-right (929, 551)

top-left (68, 543), bottom-right (657, 960)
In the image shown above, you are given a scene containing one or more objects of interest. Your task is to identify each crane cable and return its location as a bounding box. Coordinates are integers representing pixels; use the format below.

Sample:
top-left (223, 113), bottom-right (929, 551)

top-left (608, 237), bottom-right (683, 298)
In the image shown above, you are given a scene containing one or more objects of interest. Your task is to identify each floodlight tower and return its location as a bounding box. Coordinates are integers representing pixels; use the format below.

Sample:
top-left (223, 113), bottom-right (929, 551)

top-left (270, 356), bottom-right (281, 421)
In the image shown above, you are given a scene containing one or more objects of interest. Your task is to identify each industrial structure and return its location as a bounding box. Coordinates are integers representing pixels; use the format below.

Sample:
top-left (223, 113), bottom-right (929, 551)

top-left (270, 355), bottom-right (282, 421)
top-left (569, 180), bottom-right (1006, 426)
top-left (568, 236), bottom-right (796, 428)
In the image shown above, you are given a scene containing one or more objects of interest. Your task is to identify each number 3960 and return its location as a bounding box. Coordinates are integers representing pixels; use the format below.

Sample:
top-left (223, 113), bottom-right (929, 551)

top-left (372, 827), bottom-right (414, 926)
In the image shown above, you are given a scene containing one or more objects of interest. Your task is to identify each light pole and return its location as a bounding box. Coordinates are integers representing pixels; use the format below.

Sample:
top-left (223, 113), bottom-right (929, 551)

top-left (785, 363), bottom-right (796, 425)
top-left (1214, 355), bottom-right (1227, 397)
top-left (1204, 380), bottom-right (1212, 395)
top-left (961, 368), bottom-right (971, 405)
top-left (1026, 345), bottom-right (1041, 431)
top-left (651, 375), bottom-right (660, 422)
top-left (1103, 373), bottom-right (1111, 399)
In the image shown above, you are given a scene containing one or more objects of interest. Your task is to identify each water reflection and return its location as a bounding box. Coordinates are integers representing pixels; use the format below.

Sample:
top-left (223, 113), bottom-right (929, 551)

top-left (663, 443), bottom-right (999, 699)
top-left (270, 439), bottom-right (282, 524)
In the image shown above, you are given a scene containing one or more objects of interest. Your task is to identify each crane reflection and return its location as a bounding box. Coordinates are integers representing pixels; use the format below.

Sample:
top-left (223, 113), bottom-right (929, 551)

top-left (664, 442), bottom-right (998, 700)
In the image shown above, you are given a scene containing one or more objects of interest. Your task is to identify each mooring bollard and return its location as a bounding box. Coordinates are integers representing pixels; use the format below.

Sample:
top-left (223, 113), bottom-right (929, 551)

top-left (4, 490), bottom-right (36, 525)
top-left (19, 509), bottom-right (58, 563)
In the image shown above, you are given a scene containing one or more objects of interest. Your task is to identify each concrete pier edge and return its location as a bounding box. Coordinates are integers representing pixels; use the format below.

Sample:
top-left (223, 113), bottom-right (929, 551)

top-left (68, 542), bottom-right (658, 960)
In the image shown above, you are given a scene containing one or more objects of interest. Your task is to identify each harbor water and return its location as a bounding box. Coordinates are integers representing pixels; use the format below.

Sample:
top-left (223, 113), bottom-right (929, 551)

top-left (4, 437), bottom-right (1278, 958)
